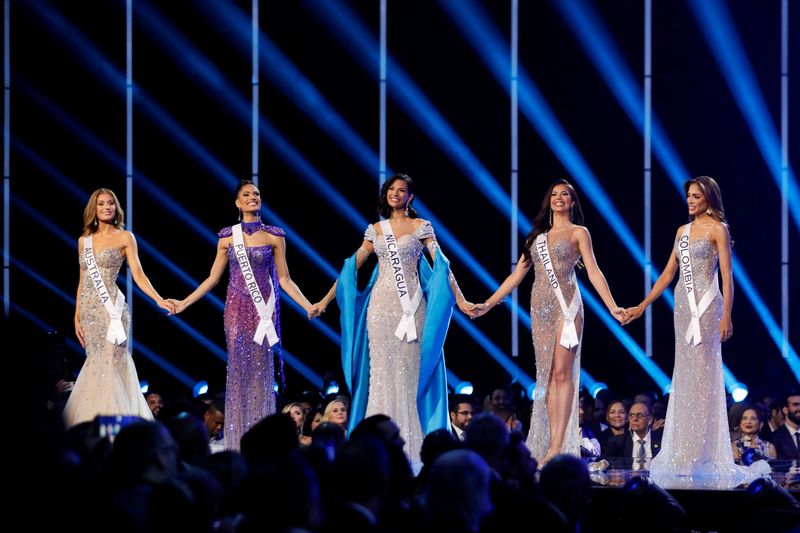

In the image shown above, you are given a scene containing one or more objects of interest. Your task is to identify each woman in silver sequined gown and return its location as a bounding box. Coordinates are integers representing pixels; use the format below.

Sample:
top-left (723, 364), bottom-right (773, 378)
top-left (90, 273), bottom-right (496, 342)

top-left (626, 177), bottom-right (763, 488)
top-left (318, 174), bottom-right (473, 463)
top-left (473, 180), bottom-right (626, 464)
top-left (64, 188), bottom-right (174, 428)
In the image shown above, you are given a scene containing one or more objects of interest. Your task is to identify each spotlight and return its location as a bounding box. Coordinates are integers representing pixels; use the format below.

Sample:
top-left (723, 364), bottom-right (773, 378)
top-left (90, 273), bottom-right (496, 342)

top-left (527, 382), bottom-right (537, 400)
top-left (731, 383), bottom-right (749, 402)
top-left (193, 381), bottom-right (209, 397)
top-left (273, 381), bottom-right (280, 393)
top-left (589, 382), bottom-right (608, 399)
top-left (326, 380), bottom-right (340, 396)
top-left (140, 380), bottom-right (149, 393)
top-left (455, 381), bottom-right (474, 395)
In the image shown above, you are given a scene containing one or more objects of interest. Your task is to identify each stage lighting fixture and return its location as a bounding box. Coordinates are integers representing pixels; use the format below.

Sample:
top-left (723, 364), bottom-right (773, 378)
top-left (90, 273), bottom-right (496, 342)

top-left (589, 382), bottom-right (608, 399)
top-left (140, 380), bottom-right (149, 394)
top-left (326, 380), bottom-right (340, 396)
top-left (193, 381), bottom-right (209, 398)
top-left (731, 383), bottom-right (749, 402)
top-left (455, 381), bottom-right (474, 395)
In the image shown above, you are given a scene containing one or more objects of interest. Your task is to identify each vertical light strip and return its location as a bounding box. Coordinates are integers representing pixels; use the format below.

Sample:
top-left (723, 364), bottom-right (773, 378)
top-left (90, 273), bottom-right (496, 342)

top-left (252, 0), bottom-right (259, 185)
top-left (643, 0), bottom-right (653, 357)
top-left (379, 0), bottom-right (387, 188)
top-left (510, 0), bottom-right (519, 356)
top-left (781, 0), bottom-right (789, 361)
top-left (3, 0), bottom-right (10, 317)
top-left (126, 0), bottom-right (134, 347)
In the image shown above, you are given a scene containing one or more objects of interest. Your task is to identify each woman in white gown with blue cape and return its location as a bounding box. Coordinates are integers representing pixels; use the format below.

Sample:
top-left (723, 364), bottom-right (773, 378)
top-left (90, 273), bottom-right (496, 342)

top-left (316, 174), bottom-right (474, 464)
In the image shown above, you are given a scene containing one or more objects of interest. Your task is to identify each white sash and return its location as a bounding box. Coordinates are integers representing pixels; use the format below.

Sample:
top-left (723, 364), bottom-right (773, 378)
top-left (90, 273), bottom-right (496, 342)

top-left (232, 224), bottom-right (280, 347)
top-left (380, 220), bottom-right (423, 343)
top-left (678, 223), bottom-right (719, 346)
top-left (83, 235), bottom-right (127, 345)
top-left (535, 232), bottom-right (582, 349)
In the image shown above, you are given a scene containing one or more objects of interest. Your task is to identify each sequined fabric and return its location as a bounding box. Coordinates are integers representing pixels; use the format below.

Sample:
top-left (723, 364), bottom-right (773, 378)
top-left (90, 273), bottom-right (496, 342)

top-left (365, 221), bottom-right (435, 464)
top-left (63, 247), bottom-right (153, 427)
top-left (649, 228), bottom-right (758, 488)
top-left (525, 234), bottom-right (583, 460)
top-left (220, 224), bottom-right (284, 451)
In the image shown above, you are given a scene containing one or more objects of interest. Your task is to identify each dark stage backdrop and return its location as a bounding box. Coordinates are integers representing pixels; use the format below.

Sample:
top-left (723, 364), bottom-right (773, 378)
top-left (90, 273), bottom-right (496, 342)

top-left (9, 0), bottom-right (799, 406)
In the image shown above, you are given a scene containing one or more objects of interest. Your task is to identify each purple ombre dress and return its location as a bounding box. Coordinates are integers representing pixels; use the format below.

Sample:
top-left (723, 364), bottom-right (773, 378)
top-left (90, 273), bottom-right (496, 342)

top-left (218, 221), bottom-right (284, 450)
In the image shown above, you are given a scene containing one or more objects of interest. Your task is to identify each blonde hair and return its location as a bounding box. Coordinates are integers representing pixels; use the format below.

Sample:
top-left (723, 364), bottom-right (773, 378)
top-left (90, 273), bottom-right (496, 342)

top-left (322, 397), bottom-right (348, 424)
top-left (82, 188), bottom-right (125, 235)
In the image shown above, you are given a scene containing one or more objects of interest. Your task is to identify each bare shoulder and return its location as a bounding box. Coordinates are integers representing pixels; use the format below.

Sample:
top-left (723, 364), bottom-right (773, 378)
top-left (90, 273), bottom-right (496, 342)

top-left (413, 217), bottom-right (430, 229)
top-left (572, 225), bottom-right (591, 241)
top-left (709, 220), bottom-right (730, 242)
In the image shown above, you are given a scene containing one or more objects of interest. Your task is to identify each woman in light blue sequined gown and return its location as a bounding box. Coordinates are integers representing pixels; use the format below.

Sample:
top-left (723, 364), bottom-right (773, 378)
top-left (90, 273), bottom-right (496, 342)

top-left (64, 188), bottom-right (174, 428)
top-left (625, 176), bottom-right (766, 488)
top-left (171, 180), bottom-right (317, 450)
top-left (317, 174), bottom-right (473, 463)
top-left (472, 180), bottom-right (626, 464)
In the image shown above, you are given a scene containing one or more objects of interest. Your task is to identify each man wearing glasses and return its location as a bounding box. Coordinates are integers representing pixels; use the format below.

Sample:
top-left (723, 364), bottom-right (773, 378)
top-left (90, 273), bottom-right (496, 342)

top-left (604, 401), bottom-right (663, 469)
top-left (449, 394), bottom-right (477, 442)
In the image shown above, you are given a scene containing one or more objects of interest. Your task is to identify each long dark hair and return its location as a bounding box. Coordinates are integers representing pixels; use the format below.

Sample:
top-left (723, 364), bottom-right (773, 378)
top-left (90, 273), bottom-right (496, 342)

top-left (522, 179), bottom-right (584, 261)
top-left (377, 173), bottom-right (418, 219)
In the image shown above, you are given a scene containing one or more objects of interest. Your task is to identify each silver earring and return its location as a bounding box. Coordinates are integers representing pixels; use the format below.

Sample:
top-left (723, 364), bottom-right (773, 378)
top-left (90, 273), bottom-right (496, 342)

top-left (404, 203), bottom-right (410, 216)
top-left (238, 208), bottom-right (242, 221)
top-left (93, 218), bottom-right (98, 227)
top-left (548, 209), bottom-right (552, 226)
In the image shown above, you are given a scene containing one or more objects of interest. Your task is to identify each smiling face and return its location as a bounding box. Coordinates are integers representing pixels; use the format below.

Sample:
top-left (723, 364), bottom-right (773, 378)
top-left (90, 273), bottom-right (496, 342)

top-left (96, 193), bottom-right (117, 224)
top-left (738, 408), bottom-right (762, 436)
top-left (686, 183), bottom-right (708, 218)
top-left (236, 183), bottom-right (261, 214)
top-left (549, 184), bottom-right (574, 217)
top-left (385, 178), bottom-right (412, 212)
top-left (606, 401), bottom-right (627, 431)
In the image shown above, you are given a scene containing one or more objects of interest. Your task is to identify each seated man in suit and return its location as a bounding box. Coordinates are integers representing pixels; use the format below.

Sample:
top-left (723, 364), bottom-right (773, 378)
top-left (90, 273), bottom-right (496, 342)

top-left (758, 399), bottom-right (785, 443)
top-left (449, 394), bottom-right (477, 442)
top-left (604, 401), bottom-right (663, 470)
top-left (771, 393), bottom-right (800, 462)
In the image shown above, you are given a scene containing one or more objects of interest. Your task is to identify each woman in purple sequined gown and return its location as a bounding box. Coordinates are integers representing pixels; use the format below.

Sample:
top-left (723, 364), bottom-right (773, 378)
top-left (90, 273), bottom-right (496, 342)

top-left (625, 177), bottom-right (766, 488)
top-left (472, 180), bottom-right (626, 465)
top-left (172, 180), bottom-right (317, 450)
top-left (65, 188), bottom-right (174, 428)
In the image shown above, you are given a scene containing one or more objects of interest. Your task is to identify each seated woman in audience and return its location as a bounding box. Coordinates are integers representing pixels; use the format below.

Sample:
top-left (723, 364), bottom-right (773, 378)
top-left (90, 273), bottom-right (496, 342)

top-left (598, 400), bottom-right (628, 452)
top-left (322, 396), bottom-right (349, 435)
top-left (281, 402), bottom-right (307, 441)
top-left (731, 405), bottom-right (776, 463)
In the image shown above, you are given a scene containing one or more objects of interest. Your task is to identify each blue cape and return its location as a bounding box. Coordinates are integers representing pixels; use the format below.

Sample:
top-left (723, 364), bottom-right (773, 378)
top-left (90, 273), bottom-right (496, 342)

top-left (337, 247), bottom-right (455, 434)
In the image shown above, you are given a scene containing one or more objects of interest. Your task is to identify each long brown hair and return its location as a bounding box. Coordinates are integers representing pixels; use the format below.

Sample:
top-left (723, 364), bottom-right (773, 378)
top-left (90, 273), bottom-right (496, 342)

top-left (685, 176), bottom-right (728, 224)
top-left (522, 179), bottom-right (584, 261)
top-left (82, 188), bottom-right (125, 236)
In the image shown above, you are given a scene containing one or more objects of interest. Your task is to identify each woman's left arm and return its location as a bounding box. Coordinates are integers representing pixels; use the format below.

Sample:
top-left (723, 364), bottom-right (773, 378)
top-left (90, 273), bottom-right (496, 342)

top-left (122, 232), bottom-right (174, 313)
top-left (272, 235), bottom-right (315, 317)
top-left (714, 223), bottom-right (734, 342)
top-left (576, 227), bottom-right (626, 323)
top-left (423, 236), bottom-right (473, 314)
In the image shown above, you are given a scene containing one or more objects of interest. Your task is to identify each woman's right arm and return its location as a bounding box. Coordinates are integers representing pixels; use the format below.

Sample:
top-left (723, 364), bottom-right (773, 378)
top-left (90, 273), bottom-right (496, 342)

top-left (472, 254), bottom-right (531, 318)
top-left (314, 240), bottom-right (373, 316)
top-left (173, 239), bottom-right (230, 314)
top-left (75, 237), bottom-right (86, 347)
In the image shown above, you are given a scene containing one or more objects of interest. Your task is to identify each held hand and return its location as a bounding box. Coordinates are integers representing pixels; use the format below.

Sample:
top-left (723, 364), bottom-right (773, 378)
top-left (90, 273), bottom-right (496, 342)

top-left (74, 317), bottom-right (86, 348)
top-left (457, 299), bottom-right (475, 316)
top-left (610, 307), bottom-right (627, 325)
top-left (719, 314), bottom-right (733, 342)
top-left (623, 305), bottom-right (643, 325)
top-left (307, 303), bottom-right (321, 320)
top-left (469, 302), bottom-right (491, 319)
top-left (165, 298), bottom-right (186, 315)
top-left (158, 298), bottom-right (176, 315)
